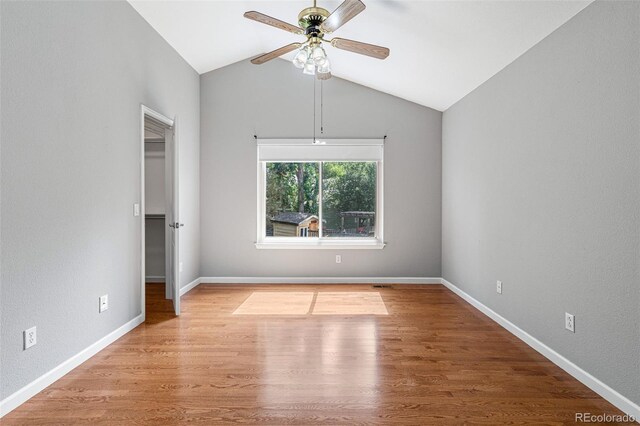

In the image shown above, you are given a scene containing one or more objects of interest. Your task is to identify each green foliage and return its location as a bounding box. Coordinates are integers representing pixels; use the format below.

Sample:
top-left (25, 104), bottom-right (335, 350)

top-left (266, 163), bottom-right (318, 218)
top-left (322, 162), bottom-right (376, 230)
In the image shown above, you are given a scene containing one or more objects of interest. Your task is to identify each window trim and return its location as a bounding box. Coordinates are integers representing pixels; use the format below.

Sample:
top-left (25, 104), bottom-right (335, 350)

top-left (256, 139), bottom-right (384, 250)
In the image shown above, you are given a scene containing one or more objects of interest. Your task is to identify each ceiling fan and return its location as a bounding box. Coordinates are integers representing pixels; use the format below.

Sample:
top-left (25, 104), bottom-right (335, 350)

top-left (244, 0), bottom-right (390, 80)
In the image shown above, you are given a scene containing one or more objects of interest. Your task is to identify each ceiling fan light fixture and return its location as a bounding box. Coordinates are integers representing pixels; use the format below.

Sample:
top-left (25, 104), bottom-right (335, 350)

top-left (317, 58), bottom-right (331, 74)
top-left (303, 61), bottom-right (316, 75)
top-left (292, 47), bottom-right (308, 69)
top-left (311, 45), bottom-right (327, 66)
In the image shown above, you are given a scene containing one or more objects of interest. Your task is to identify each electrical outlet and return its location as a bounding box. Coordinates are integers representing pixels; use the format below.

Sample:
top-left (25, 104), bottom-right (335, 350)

top-left (335, 255), bottom-right (342, 264)
top-left (565, 312), bottom-right (575, 333)
top-left (179, 262), bottom-right (183, 273)
top-left (133, 203), bottom-right (140, 217)
top-left (99, 294), bottom-right (109, 313)
top-left (24, 326), bottom-right (37, 350)
top-left (496, 280), bottom-right (502, 294)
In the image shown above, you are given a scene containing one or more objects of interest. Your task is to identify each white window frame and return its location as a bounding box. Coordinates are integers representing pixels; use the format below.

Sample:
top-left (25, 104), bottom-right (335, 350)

top-left (256, 138), bottom-right (385, 250)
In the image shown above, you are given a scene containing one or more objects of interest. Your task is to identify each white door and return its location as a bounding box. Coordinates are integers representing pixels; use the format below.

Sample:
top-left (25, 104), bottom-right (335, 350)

top-left (164, 125), bottom-right (180, 315)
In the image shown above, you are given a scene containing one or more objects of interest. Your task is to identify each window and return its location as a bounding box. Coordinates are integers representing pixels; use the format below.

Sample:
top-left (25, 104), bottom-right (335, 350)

top-left (322, 162), bottom-right (376, 238)
top-left (257, 139), bottom-right (384, 249)
top-left (265, 162), bottom-right (319, 238)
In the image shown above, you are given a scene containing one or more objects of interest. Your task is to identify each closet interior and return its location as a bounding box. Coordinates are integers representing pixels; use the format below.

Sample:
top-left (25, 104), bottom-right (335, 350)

top-left (144, 116), bottom-right (168, 286)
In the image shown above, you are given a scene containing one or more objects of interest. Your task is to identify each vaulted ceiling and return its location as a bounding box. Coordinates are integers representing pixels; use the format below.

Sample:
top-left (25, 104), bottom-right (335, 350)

top-left (129, 0), bottom-right (592, 111)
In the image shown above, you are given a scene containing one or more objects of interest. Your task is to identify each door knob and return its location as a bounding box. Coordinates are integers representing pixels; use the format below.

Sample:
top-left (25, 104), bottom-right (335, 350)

top-left (169, 222), bottom-right (184, 228)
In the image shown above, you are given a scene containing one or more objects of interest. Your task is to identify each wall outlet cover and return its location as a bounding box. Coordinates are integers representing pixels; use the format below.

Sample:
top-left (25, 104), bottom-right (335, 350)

top-left (24, 326), bottom-right (37, 350)
top-left (336, 255), bottom-right (342, 264)
top-left (565, 312), bottom-right (575, 333)
top-left (99, 294), bottom-right (109, 313)
top-left (496, 280), bottom-right (502, 294)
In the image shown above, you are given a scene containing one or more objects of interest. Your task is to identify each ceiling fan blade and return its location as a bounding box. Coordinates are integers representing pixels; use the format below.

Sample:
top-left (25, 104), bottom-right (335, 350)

top-left (317, 72), bottom-right (332, 80)
top-left (251, 43), bottom-right (302, 65)
top-left (320, 0), bottom-right (366, 33)
top-left (244, 11), bottom-right (304, 35)
top-left (330, 37), bottom-right (389, 59)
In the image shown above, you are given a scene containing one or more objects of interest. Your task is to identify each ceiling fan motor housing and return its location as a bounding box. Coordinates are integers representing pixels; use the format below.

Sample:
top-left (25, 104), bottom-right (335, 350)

top-left (298, 7), bottom-right (329, 37)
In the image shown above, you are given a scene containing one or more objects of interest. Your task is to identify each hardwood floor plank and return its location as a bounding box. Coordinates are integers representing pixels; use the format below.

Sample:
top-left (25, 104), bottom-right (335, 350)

top-left (2, 283), bottom-right (627, 425)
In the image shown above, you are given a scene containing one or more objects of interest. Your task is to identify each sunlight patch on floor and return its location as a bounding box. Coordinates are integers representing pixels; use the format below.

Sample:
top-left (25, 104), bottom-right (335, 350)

top-left (232, 291), bottom-right (389, 315)
top-left (233, 292), bottom-right (314, 315)
top-left (312, 292), bottom-right (388, 315)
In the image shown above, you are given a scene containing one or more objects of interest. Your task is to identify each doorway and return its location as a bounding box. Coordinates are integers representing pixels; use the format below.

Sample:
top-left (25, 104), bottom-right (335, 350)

top-left (141, 105), bottom-right (180, 317)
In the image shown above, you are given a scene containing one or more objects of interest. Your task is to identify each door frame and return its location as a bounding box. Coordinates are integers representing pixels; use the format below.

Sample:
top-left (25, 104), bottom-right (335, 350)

top-left (140, 105), bottom-right (176, 320)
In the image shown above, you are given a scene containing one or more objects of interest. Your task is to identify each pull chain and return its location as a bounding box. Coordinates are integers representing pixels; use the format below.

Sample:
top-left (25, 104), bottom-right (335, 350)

top-left (313, 78), bottom-right (316, 142)
top-left (320, 80), bottom-right (324, 135)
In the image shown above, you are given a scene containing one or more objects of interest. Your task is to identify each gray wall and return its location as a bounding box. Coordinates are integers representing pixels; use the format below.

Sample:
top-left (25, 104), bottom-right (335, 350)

top-left (0, 1), bottom-right (200, 399)
top-left (442, 0), bottom-right (639, 405)
top-left (200, 59), bottom-right (442, 278)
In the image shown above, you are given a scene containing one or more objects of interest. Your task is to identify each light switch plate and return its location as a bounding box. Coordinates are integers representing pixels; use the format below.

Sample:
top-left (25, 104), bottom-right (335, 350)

top-left (133, 203), bottom-right (140, 217)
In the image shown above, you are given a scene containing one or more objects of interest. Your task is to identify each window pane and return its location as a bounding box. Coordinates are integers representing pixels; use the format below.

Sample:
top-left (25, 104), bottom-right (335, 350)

top-left (322, 162), bottom-right (376, 238)
top-left (266, 162), bottom-right (319, 238)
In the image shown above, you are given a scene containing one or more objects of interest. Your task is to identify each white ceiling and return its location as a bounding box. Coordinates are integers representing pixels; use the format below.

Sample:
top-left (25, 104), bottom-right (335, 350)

top-left (128, 0), bottom-right (592, 111)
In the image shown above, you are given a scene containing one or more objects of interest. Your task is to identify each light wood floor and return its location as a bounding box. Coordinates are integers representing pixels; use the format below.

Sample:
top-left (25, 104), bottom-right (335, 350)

top-left (3, 284), bottom-right (625, 425)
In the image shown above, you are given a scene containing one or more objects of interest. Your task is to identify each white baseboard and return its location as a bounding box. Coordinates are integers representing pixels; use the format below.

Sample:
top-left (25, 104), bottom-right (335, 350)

top-left (180, 277), bottom-right (201, 296)
top-left (180, 277), bottom-right (440, 297)
top-left (0, 314), bottom-right (144, 418)
top-left (440, 278), bottom-right (640, 420)
top-left (199, 276), bottom-right (442, 285)
top-left (145, 275), bottom-right (165, 283)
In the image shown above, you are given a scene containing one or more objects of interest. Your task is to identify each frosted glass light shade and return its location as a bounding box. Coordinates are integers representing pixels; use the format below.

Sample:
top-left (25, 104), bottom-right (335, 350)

top-left (311, 46), bottom-right (327, 66)
top-left (303, 61), bottom-right (316, 75)
top-left (317, 58), bottom-right (331, 74)
top-left (292, 48), bottom-right (308, 69)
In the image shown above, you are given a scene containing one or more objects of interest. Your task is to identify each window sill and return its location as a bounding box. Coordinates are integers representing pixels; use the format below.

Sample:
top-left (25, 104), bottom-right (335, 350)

top-left (255, 240), bottom-right (386, 250)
